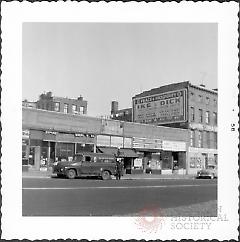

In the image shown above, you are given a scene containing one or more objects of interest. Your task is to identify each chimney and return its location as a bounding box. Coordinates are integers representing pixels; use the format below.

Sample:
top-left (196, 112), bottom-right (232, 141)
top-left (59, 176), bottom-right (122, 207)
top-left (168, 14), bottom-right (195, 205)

top-left (200, 84), bottom-right (206, 88)
top-left (212, 88), bottom-right (218, 92)
top-left (78, 95), bottom-right (83, 101)
top-left (111, 101), bottom-right (118, 115)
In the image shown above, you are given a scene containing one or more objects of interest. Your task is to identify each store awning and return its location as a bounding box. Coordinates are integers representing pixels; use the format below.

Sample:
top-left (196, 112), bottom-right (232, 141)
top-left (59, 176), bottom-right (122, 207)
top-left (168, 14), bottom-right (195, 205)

top-left (98, 147), bottom-right (118, 156)
top-left (119, 148), bottom-right (139, 158)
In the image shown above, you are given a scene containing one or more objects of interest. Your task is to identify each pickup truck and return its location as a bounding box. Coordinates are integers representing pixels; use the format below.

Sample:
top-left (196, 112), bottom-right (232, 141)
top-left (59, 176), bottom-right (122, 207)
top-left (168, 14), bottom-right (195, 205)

top-left (52, 152), bottom-right (119, 180)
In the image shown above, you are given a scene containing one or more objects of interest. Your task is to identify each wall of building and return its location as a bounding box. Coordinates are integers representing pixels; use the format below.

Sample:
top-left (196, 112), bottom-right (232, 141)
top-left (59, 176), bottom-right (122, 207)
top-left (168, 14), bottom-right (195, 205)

top-left (36, 92), bottom-right (88, 115)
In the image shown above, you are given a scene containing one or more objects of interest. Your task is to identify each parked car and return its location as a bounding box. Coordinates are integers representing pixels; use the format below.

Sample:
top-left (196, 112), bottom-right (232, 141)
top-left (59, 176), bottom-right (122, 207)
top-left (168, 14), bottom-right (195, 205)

top-left (196, 165), bottom-right (218, 179)
top-left (52, 152), bottom-right (119, 180)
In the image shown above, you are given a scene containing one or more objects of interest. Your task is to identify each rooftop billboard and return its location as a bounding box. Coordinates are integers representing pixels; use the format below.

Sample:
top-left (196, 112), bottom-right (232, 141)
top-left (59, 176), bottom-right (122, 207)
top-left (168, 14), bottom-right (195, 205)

top-left (132, 89), bottom-right (187, 124)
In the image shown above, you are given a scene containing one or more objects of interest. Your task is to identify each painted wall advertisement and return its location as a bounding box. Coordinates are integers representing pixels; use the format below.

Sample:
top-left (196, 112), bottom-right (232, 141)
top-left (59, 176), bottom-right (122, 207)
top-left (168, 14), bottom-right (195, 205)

top-left (133, 89), bottom-right (187, 124)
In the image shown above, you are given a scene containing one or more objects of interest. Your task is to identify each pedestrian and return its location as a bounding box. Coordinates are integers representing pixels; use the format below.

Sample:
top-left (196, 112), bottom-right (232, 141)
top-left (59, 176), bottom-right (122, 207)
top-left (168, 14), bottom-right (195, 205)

top-left (116, 159), bottom-right (122, 180)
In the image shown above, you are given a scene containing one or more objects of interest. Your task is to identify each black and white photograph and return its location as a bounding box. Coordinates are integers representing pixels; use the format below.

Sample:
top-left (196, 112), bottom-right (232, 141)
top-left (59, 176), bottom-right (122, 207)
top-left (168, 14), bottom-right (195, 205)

top-left (1, 2), bottom-right (239, 240)
top-left (22, 22), bottom-right (219, 217)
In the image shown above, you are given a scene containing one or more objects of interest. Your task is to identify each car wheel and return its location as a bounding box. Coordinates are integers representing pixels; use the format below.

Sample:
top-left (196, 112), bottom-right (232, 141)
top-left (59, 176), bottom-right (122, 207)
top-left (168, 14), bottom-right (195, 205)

top-left (102, 170), bottom-right (111, 180)
top-left (66, 169), bottom-right (76, 179)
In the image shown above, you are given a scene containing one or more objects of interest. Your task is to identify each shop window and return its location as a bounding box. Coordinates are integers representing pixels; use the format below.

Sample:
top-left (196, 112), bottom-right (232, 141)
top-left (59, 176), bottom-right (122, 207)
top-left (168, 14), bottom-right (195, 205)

top-left (76, 143), bottom-right (94, 153)
top-left (190, 107), bottom-right (195, 122)
top-left (64, 103), bottom-right (69, 113)
top-left (199, 109), bottom-right (203, 123)
top-left (54, 102), bottom-right (60, 112)
top-left (205, 111), bottom-right (210, 124)
top-left (56, 142), bottom-right (74, 161)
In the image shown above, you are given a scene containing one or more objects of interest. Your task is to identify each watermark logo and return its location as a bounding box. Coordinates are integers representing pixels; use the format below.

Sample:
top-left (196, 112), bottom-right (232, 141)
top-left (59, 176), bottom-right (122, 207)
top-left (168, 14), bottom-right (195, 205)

top-left (135, 205), bottom-right (165, 233)
top-left (170, 205), bottom-right (228, 230)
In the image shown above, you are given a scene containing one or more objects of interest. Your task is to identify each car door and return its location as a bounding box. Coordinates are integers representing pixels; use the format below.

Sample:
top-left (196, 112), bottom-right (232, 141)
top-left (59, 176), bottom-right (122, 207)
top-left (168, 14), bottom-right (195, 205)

top-left (80, 155), bottom-right (93, 174)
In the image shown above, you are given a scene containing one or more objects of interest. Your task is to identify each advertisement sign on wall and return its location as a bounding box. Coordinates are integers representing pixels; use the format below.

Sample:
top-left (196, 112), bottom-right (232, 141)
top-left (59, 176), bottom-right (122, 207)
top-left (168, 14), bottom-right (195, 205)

top-left (133, 137), bottom-right (162, 149)
top-left (133, 89), bottom-right (187, 124)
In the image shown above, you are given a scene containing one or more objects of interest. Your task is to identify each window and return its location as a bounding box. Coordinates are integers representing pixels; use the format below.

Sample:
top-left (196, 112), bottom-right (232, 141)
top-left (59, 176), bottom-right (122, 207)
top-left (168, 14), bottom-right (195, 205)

top-left (190, 92), bottom-right (194, 100)
top-left (79, 106), bottom-right (84, 114)
top-left (54, 102), bottom-right (60, 112)
top-left (213, 112), bottom-right (217, 125)
top-left (199, 109), bottom-right (203, 123)
top-left (198, 95), bottom-right (203, 102)
top-left (64, 103), bottom-right (69, 113)
top-left (72, 104), bottom-right (77, 113)
top-left (213, 132), bottom-right (218, 149)
top-left (205, 111), bottom-right (210, 124)
top-left (190, 107), bottom-right (195, 122)
top-left (213, 99), bottom-right (217, 106)
top-left (85, 156), bottom-right (91, 162)
top-left (205, 97), bottom-right (210, 104)
top-left (206, 131), bottom-right (211, 148)
top-left (198, 131), bottom-right (203, 148)
top-left (190, 130), bottom-right (195, 147)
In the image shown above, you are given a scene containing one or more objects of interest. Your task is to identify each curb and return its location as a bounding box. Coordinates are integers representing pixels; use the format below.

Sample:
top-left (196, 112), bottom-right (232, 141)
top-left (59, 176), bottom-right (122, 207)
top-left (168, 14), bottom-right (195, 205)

top-left (22, 174), bottom-right (195, 180)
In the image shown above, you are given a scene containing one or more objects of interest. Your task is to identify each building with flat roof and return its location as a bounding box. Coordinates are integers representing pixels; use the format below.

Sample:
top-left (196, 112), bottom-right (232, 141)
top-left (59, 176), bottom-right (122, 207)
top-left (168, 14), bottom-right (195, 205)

top-left (36, 91), bottom-right (88, 115)
top-left (22, 107), bottom-right (189, 175)
top-left (132, 81), bottom-right (218, 173)
top-left (110, 101), bottom-right (132, 122)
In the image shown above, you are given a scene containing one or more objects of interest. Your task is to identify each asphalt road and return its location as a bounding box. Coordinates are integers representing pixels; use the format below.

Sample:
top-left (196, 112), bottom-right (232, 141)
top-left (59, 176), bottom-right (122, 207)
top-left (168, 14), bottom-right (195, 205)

top-left (22, 177), bottom-right (217, 216)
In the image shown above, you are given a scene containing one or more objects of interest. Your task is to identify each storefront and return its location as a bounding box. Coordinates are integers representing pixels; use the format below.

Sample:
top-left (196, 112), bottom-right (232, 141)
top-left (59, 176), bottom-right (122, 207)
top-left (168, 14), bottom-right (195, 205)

top-left (96, 135), bottom-right (139, 173)
top-left (25, 129), bottom-right (95, 171)
top-left (22, 130), bottom-right (30, 171)
top-left (188, 147), bottom-right (218, 174)
top-left (132, 137), bottom-right (187, 174)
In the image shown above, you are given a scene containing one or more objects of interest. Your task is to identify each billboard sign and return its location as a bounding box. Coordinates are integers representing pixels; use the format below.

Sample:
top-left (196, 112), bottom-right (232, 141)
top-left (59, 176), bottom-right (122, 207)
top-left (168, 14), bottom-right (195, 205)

top-left (133, 89), bottom-right (187, 124)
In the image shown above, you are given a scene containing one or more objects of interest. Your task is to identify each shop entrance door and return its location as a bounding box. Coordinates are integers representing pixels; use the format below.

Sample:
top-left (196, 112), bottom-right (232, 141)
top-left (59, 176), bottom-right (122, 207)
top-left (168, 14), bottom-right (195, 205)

top-left (29, 146), bottom-right (41, 170)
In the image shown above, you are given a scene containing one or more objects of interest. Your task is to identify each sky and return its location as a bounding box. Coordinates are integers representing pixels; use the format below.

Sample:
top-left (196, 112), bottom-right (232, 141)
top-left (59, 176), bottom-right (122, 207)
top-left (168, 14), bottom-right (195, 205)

top-left (22, 23), bottom-right (217, 117)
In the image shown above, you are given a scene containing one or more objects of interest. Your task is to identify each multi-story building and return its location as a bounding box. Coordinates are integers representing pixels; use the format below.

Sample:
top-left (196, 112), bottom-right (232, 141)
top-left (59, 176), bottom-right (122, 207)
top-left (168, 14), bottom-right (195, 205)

top-left (36, 91), bottom-right (87, 115)
top-left (132, 81), bottom-right (218, 173)
top-left (110, 101), bottom-right (132, 122)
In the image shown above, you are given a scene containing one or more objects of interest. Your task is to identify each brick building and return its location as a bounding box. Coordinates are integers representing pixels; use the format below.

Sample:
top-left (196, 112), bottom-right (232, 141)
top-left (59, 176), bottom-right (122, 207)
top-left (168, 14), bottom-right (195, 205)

top-left (132, 81), bottom-right (218, 173)
top-left (36, 91), bottom-right (88, 115)
top-left (110, 101), bottom-right (132, 122)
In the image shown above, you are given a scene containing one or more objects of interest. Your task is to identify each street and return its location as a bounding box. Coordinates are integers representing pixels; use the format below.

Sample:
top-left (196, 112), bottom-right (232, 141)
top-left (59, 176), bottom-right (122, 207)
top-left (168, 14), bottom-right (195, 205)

top-left (22, 176), bottom-right (217, 216)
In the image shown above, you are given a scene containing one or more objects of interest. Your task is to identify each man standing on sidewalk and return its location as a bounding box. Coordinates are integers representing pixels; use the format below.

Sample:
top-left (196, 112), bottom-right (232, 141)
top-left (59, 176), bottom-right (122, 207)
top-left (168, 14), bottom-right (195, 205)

top-left (116, 159), bottom-right (123, 180)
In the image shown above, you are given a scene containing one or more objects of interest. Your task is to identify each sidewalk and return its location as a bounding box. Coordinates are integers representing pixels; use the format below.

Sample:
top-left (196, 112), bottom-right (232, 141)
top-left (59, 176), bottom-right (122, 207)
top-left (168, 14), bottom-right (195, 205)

top-left (22, 170), bottom-right (195, 180)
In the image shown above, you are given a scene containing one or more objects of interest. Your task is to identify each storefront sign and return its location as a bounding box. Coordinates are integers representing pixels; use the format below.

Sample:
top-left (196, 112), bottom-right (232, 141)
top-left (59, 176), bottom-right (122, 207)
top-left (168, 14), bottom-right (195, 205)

top-left (133, 89), bottom-right (187, 124)
top-left (189, 123), bottom-right (218, 132)
top-left (110, 136), bottom-right (123, 148)
top-left (124, 137), bottom-right (132, 148)
top-left (45, 130), bottom-right (57, 135)
top-left (134, 158), bottom-right (143, 167)
top-left (97, 135), bottom-right (111, 146)
top-left (162, 140), bottom-right (186, 151)
top-left (132, 137), bottom-right (162, 149)
top-left (189, 155), bottom-right (203, 169)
